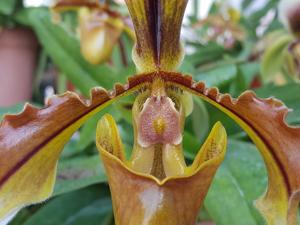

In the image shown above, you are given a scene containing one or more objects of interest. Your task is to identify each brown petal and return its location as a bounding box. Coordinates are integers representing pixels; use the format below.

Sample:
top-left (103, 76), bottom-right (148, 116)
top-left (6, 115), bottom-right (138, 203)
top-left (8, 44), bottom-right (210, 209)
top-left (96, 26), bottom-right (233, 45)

top-left (78, 8), bottom-right (124, 64)
top-left (97, 121), bottom-right (226, 225)
top-left (0, 83), bottom-right (137, 221)
top-left (1, 71), bottom-right (299, 225)
top-left (125, 0), bottom-right (188, 72)
top-left (52, 0), bottom-right (101, 11)
top-left (288, 6), bottom-right (300, 37)
top-left (127, 71), bottom-right (300, 225)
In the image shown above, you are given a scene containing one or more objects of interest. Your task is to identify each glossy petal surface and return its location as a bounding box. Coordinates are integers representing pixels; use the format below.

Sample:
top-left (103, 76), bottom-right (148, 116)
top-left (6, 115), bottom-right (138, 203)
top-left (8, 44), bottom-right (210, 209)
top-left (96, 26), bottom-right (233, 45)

top-left (0, 85), bottom-right (139, 221)
top-left (1, 72), bottom-right (299, 225)
top-left (96, 114), bottom-right (227, 225)
top-left (78, 8), bottom-right (123, 64)
top-left (126, 71), bottom-right (300, 225)
top-left (125, 0), bottom-right (188, 72)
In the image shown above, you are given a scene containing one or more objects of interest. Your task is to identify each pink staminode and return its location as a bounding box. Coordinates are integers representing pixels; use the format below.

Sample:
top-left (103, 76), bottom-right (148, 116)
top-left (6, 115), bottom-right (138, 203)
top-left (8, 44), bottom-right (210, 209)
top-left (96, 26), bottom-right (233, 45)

top-left (137, 96), bottom-right (182, 147)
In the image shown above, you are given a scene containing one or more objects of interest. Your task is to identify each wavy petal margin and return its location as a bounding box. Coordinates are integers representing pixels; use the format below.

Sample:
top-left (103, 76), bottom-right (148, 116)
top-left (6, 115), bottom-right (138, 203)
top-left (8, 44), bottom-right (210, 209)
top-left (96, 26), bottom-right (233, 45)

top-left (0, 84), bottom-right (140, 221)
top-left (96, 115), bottom-right (227, 225)
top-left (0, 72), bottom-right (299, 225)
top-left (127, 71), bottom-right (300, 225)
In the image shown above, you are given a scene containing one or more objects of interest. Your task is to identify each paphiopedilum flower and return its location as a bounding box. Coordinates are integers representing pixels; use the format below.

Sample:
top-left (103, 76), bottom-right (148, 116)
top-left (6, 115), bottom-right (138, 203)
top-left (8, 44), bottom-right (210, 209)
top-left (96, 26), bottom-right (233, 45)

top-left (193, 14), bottom-right (245, 49)
top-left (96, 79), bottom-right (226, 224)
top-left (52, 0), bottom-right (135, 65)
top-left (264, 0), bottom-right (300, 81)
top-left (1, 1), bottom-right (300, 225)
top-left (259, 29), bottom-right (300, 81)
top-left (279, 0), bottom-right (300, 38)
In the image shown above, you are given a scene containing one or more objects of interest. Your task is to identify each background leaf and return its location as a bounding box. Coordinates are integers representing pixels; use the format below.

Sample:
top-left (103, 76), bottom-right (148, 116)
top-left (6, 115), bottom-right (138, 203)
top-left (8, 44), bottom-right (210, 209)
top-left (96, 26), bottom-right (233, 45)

top-left (22, 185), bottom-right (112, 225)
top-left (0, 0), bottom-right (18, 16)
top-left (255, 83), bottom-right (300, 125)
top-left (204, 140), bottom-right (267, 225)
top-left (54, 155), bottom-right (107, 196)
top-left (26, 8), bottom-right (121, 96)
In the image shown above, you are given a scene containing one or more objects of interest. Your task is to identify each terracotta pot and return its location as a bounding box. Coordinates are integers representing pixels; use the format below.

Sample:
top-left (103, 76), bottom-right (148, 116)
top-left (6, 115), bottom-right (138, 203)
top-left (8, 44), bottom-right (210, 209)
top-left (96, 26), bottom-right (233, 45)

top-left (0, 28), bottom-right (39, 107)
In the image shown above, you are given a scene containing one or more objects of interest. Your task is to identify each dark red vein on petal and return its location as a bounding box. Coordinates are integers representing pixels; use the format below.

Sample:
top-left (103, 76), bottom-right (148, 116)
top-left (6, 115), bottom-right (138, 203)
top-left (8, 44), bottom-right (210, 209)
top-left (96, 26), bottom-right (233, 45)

top-left (0, 71), bottom-right (293, 196)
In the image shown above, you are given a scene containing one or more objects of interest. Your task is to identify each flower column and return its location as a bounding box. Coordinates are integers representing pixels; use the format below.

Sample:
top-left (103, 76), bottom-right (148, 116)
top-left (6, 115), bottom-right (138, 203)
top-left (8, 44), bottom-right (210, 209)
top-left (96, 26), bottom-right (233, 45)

top-left (95, 1), bottom-right (227, 225)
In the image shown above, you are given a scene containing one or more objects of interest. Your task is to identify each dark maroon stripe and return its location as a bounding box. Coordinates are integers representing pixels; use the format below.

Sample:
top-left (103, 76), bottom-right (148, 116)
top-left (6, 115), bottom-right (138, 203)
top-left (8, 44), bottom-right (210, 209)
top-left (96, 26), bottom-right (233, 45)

top-left (0, 72), bottom-right (292, 196)
top-left (186, 86), bottom-right (292, 195)
top-left (146, 0), bottom-right (161, 66)
top-left (0, 91), bottom-right (131, 187)
top-left (288, 5), bottom-right (300, 34)
top-left (126, 71), bottom-right (293, 195)
top-left (234, 116), bottom-right (291, 194)
top-left (0, 102), bottom-right (104, 186)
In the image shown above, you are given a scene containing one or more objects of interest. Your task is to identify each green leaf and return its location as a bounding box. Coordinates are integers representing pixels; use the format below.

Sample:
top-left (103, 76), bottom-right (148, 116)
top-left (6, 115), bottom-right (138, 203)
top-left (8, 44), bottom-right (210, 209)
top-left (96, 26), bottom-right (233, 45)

top-left (191, 97), bottom-right (210, 143)
top-left (247, 0), bottom-right (277, 30)
top-left (195, 63), bottom-right (237, 87)
top-left (183, 131), bottom-right (201, 160)
top-left (239, 62), bottom-right (260, 87)
top-left (229, 67), bottom-right (248, 97)
top-left (260, 34), bottom-right (293, 82)
top-left (54, 156), bottom-right (107, 196)
top-left (230, 83), bottom-right (300, 139)
top-left (21, 185), bottom-right (112, 225)
top-left (179, 60), bottom-right (196, 74)
top-left (255, 83), bottom-right (300, 125)
top-left (7, 209), bottom-right (31, 225)
top-left (242, 0), bottom-right (253, 10)
top-left (0, 104), bottom-right (25, 120)
top-left (61, 104), bottom-right (127, 158)
top-left (204, 139), bottom-right (267, 225)
top-left (224, 140), bottom-right (267, 224)
top-left (114, 99), bottom-right (134, 124)
top-left (72, 107), bottom-right (115, 156)
top-left (0, 0), bottom-right (17, 15)
top-left (26, 8), bottom-right (120, 96)
top-left (181, 132), bottom-right (267, 222)
top-left (205, 165), bottom-right (259, 225)
top-left (186, 43), bottom-right (225, 67)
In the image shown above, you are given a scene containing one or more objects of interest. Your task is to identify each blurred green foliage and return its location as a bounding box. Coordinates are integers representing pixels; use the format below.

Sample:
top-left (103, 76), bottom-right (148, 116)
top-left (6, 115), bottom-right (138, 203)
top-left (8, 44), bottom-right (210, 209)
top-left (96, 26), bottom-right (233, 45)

top-left (1, 0), bottom-right (300, 224)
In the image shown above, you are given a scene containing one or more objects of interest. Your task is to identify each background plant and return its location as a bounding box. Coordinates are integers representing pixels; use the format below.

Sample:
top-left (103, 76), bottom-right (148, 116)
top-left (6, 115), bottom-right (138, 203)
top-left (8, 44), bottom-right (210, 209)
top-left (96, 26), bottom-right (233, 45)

top-left (1, 0), bottom-right (300, 225)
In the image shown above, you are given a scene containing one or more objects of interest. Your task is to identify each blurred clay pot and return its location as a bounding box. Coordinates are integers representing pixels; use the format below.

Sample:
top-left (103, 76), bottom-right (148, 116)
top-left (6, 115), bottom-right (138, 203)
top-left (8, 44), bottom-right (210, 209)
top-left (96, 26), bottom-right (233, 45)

top-left (0, 28), bottom-right (38, 107)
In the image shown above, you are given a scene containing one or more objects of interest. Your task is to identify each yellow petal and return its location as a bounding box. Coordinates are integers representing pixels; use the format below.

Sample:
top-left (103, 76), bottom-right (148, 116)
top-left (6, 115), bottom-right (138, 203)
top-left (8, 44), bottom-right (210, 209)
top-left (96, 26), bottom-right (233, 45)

top-left (96, 114), bottom-right (125, 161)
top-left (125, 0), bottom-right (187, 72)
top-left (187, 122), bottom-right (227, 174)
top-left (129, 78), bottom-right (187, 179)
top-left (2, 71), bottom-right (299, 225)
top-left (79, 8), bottom-right (124, 65)
top-left (96, 118), bottom-right (227, 225)
top-left (0, 84), bottom-right (140, 221)
top-left (126, 71), bottom-right (300, 225)
top-left (181, 92), bottom-right (194, 117)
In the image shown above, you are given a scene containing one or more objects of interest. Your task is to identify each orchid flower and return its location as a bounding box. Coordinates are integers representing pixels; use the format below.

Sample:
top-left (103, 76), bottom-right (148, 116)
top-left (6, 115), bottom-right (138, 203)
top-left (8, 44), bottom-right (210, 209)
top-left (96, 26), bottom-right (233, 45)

top-left (261, 0), bottom-right (300, 81)
top-left (279, 0), bottom-right (300, 38)
top-left (192, 3), bottom-right (244, 50)
top-left (52, 0), bottom-right (135, 65)
top-left (1, 1), bottom-right (300, 225)
top-left (193, 14), bottom-right (245, 49)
